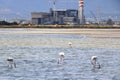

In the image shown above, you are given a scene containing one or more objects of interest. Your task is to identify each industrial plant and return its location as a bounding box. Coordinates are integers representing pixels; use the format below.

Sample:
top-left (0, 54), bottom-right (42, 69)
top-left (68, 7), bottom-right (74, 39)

top-left (31, 0), bottom-right (85, 25)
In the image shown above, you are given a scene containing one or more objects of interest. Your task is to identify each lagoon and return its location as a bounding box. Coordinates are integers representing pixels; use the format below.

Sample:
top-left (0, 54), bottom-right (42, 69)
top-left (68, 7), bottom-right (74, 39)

top-left (0, 28), bottom-right (120, 80)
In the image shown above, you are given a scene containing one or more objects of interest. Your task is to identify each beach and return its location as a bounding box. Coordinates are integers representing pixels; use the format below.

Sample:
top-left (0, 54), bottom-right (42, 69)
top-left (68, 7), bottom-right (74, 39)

top-left (0, 28), bottom-right (120, 38)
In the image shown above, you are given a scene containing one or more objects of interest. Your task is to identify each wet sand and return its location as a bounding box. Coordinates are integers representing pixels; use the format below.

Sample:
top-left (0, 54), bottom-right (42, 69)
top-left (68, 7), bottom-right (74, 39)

top-left (0, 28), bottom-right (120, 38)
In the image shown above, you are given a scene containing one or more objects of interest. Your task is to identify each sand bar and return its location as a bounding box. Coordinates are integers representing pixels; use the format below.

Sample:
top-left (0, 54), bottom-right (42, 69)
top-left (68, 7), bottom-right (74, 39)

top-left (0, 28), bottom-right (120, 38)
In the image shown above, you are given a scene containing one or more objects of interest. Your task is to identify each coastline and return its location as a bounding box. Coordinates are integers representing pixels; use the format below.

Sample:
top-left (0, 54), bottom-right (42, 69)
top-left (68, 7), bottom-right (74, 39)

top-left (0, 28), bottom-right (120, 38)
top-left (0, 25), bottom-right (120, 28)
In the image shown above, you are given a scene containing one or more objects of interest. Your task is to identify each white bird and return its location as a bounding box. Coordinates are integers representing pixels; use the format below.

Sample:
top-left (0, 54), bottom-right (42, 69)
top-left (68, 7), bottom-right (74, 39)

top-left (91, 56), bottom-right (100, 69)
top-left (7, 57), bottom-right (16, 68)
top-left (91, 56), bottom-right (97, 61)
top-left (58, 52), bottom-right (64, 64)
top-left (68, 42), bottom-right (72, 47)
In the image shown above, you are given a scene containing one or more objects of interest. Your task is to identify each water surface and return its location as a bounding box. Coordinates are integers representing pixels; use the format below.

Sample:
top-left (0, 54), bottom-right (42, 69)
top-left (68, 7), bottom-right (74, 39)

top-left (0, 29), bottom-right (120, 80)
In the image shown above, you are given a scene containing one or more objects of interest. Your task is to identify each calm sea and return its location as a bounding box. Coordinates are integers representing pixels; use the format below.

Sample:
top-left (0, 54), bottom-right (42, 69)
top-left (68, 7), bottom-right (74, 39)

top-left (0, 28), bottom-right (120, 80)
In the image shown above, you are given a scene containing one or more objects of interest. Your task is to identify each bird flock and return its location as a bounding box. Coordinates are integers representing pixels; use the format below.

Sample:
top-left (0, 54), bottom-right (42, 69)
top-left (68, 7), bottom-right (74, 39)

top-left (58, 42), bottom-right (101, 69)
top-left (6, 41), bottom-right (101, 69)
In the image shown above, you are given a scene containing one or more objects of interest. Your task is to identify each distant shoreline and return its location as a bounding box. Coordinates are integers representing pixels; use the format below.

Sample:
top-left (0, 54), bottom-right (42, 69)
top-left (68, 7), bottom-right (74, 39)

top-left (0, 28), bottom-right (120, 38)
top-left (0, 25), bottom-right (120, 29)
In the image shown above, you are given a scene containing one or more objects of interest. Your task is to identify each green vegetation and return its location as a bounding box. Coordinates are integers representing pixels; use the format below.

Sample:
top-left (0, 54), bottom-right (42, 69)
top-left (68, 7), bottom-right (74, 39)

top-left (0, 21), bottom-right (18, 25)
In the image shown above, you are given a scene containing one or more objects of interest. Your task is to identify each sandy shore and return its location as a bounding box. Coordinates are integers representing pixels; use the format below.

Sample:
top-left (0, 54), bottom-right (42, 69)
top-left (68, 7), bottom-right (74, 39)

top-left (0, 28), bottom-right (120, 38)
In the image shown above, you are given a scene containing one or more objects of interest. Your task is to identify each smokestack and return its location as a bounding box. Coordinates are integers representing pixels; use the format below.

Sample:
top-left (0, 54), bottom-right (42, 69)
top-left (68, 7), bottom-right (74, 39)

top-left (78, 0), bottom-right (85, 24)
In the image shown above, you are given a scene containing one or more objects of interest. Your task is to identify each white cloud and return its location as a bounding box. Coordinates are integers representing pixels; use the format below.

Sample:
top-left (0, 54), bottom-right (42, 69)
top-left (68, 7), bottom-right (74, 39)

top-left (0, 8), bottom-right (22, 16)
top-left (0, 8), bottom-right (12, 14)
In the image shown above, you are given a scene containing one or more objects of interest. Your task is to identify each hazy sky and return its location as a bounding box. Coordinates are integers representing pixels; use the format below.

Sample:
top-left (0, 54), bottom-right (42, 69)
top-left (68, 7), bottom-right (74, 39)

top-left (0, 0), bottom-right (120, 20)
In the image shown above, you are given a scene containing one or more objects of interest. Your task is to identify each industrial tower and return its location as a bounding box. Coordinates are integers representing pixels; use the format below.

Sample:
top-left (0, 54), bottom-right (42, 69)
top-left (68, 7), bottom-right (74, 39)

top-left (78, 0), bottom-right (85, 24)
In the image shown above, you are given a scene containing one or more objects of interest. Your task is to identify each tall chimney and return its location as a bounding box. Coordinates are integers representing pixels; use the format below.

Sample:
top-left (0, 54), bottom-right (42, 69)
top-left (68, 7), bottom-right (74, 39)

top-left (78, 0), bottom-right (85, 24)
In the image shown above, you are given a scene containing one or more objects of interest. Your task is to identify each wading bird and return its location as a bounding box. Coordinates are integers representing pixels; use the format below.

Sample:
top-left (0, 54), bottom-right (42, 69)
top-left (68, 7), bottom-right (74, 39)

top-left (7, 57), bottom-right (16, 68)
top-left (58, 52), bottom-right (64, 64)
top-left (91, 56), bottom-right (101, 69)
top-left (68, 42), bottom-right (72, 47)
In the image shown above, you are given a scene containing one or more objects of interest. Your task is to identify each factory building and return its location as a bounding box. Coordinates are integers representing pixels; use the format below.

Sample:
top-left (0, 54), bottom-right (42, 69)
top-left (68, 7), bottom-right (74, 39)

top-left (31, 9), bottom-right (79, 25)
top-left (49, 8), bottom-right (66, 24)
top-left (31, 0), bottom-right (85, 25)
top-left (64, 9), bottom-right (78, 24)
top-left (31, 12), bottom-right (50, 25)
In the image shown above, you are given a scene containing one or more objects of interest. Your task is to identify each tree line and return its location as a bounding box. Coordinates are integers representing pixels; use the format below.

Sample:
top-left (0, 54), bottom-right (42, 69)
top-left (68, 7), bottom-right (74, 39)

top-left (0, 21), bottom-right (18, 25)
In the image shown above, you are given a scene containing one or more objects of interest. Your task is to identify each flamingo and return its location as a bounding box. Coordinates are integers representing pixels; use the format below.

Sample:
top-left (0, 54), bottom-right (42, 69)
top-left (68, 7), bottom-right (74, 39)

top-left (91, 56), bottom-right (101, 69)
top-left (68, 42), bottom-right (72, 47)
top-left (58, 52), bottom-right (64, 64)
top-left (7, 57), bottom-right (16, 68)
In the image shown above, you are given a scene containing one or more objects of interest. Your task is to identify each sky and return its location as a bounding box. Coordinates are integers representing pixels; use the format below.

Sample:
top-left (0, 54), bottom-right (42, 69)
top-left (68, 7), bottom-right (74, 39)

top-left (0, 0), bottom-right (120, 21)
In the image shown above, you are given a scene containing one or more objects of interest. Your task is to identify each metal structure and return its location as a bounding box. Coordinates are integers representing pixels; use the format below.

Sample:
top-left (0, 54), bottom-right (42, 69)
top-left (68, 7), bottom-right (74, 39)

top-left (90, 11), bottom-right (99, 25)
top-left (53, 0), bottom-right (58, 23)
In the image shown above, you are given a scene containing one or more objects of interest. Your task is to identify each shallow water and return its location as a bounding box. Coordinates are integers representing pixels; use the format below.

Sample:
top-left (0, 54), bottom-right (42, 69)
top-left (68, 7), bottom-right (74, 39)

top-left (0, 29), bottom-right (120, 80)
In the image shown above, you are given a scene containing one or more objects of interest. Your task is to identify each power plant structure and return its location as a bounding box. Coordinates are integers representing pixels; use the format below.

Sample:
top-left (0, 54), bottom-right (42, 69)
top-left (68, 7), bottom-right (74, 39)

top-left (31, 0), bottom-right (85, 25)
top-left (78, 0), bottom-right (85, 24)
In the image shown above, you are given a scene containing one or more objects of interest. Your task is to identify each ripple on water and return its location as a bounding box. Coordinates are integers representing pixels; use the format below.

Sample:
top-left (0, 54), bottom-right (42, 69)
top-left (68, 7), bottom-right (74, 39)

top-left (0, 31), bottom-right (120, 80)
